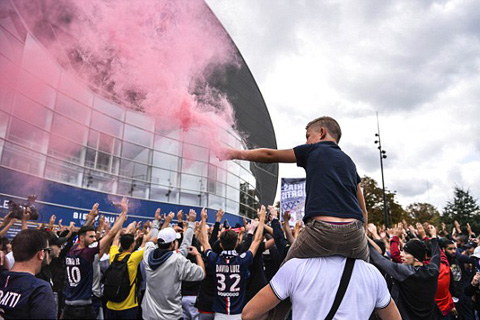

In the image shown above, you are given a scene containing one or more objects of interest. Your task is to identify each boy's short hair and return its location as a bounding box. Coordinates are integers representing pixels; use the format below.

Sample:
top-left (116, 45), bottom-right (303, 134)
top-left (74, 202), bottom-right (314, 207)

top-left (306, 116), bottom-right (342, 143)
top-left (220, 230), bottom-right (238, 250)
top-left (120, 234), bottom-right (135, 251)
top-left (78, 225), bottom-right (95, 237)
top-left (11, 229), bottom-right (47, 262)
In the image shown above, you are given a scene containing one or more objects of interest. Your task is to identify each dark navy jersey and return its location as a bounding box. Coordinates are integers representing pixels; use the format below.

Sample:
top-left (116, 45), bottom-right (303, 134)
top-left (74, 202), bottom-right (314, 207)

top-left (294, 141), bottom-right (363, 222)
top-left (64, 241), bottom-right (99, 301)
top-left (0, 270), bottom-right (56, 319)
top-left (206, 249), bottom-right (253, 315)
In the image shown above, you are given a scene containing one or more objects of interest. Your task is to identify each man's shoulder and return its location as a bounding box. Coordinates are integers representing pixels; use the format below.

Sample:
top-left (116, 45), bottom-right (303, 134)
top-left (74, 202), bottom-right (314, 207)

top-left (284, 257), bottom-right (382, 278)
top-left (6, 271), bottom-right (52, 291)
top-left (238, 251), bottom-right (252, 260)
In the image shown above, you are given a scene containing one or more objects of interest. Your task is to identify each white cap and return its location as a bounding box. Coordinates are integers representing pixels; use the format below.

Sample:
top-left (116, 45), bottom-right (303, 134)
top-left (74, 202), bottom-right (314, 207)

top-left (157, 227), bottom-right (181, 243)
top-left (472, 246), bottom-right (480, 259)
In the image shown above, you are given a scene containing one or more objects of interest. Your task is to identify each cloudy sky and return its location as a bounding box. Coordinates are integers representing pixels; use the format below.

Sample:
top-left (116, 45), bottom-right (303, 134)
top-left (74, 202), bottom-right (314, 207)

top-left (206, 0), bottom-right (480, 211)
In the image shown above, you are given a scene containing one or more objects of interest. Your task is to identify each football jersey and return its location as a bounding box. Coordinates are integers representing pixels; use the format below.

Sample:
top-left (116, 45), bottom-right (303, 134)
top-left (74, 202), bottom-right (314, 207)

top-left (0, 270), bottom-right (57, 319)
top-left (206, 249), bottom-right (253, 315)
top-left (64, 242), bottom-right (99, 301)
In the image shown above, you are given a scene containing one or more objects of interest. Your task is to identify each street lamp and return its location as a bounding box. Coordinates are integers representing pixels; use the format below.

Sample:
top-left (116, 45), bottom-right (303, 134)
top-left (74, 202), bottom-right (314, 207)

top-left (374, 112), bottom-right (389, 227)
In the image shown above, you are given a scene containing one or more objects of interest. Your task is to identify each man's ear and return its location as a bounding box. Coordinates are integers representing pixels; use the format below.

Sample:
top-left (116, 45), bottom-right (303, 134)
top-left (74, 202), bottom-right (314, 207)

top-left (38, 249), bottom-right (45, 261)
top-left (319, 127), bottom-right (327, 140)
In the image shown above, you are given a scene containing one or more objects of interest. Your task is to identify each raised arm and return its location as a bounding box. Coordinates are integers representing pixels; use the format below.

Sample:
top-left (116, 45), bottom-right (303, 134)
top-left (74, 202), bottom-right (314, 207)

top-left (249, 206), bottom-right (266, 257)
top-left (178, 209), bottom-right (197, 257)
top-left (0, 218), bottom-right (16, 238)
top-left (223, 148), bottom-right (296, 163)
top-left (368, 237), bottom-right (416, 282)
top-left (389, 224), bottom-right (403, 263)
top-left (209, 209), bottom-right (223, 246)
top-left (282, 211), bottom-right (295, 244)
top-left (150, 208), bottom-right (162, 240)
top-left (270, 206), bottom-right (288, 259)
top-left (263, 224), bottom-right (274, 236)
top-left (161, 211), bottom-right (175, 230)
top-left (427, 225), bottom-right (440, 272)
top-left (99, 197), bottom-right (128, 256)
top-left (199, 209), bottom-right (211, 251)
top-left (112, 228), bottom-right (125, 248)
top-left (84, 203), bottom-right (100, 227)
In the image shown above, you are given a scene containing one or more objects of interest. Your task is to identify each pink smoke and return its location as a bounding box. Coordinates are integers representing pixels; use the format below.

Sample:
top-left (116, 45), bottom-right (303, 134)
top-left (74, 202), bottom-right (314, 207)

top-left (12, 0), bottom-right (239, 155)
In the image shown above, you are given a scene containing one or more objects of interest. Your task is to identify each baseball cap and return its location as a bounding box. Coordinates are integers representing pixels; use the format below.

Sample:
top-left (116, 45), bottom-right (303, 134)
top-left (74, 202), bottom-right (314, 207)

top-left (465, 241), bottom-right (476, 249)
top-left (50, 236), bottom-right (67, 247)
top-left (157, 227), bottom-right (181, 243)
top-left (471, 246), bottom-right (480, 259)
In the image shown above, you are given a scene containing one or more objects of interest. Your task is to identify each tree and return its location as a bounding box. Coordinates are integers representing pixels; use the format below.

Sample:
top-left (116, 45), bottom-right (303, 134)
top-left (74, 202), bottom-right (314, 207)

top-left (406, 203), bottom-right (440, 225)
top-left (361, 176), bottom-right (408, 226)
top-left (443, 186), bottom-right (480, 232)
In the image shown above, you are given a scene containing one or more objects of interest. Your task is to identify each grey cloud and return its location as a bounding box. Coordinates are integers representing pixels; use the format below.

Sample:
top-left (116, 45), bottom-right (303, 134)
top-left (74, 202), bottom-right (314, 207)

top-left (308, 1), bottom-right (480, 114)
top-left (343, 143), bottom-right (380, 173)
top-left (447, 167), bottom-right (463, 186)
top-left (391, 177), bottom-right (429, 198)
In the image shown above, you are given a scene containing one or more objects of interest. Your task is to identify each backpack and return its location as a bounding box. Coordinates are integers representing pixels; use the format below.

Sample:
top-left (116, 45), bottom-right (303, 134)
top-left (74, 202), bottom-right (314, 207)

top-left (102, 253), bottom-right (132, 302)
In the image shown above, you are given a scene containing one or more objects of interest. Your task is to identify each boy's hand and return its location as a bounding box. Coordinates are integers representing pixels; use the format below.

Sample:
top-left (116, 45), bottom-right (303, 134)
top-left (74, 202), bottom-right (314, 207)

top-left (216, 148), bottom-right (235, 161)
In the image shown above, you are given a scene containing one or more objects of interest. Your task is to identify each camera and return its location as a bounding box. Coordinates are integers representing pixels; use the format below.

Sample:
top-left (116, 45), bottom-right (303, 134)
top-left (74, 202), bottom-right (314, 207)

top-left (7, 195), bottom-right (39, 220)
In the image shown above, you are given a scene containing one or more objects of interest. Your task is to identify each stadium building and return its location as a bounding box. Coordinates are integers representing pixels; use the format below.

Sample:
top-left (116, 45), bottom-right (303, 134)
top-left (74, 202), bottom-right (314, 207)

top-left (0, 1), bottom-right (278, 227)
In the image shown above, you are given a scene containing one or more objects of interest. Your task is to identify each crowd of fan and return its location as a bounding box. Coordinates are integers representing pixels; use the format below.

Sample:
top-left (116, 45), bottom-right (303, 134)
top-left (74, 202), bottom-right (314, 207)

top-left (0, 198), bottom-right (479, 320)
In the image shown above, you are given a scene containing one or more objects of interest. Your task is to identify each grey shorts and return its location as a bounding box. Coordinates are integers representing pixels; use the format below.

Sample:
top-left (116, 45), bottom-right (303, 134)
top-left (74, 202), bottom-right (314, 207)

top-left (284, 219), bottom-right (369, 263)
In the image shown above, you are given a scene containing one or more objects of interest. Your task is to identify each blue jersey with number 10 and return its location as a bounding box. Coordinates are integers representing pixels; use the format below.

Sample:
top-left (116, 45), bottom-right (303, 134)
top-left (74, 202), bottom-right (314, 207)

top-left (206, 249), bottom-right (253, 315)
top-left (64, 242), bottom-right (99, 301)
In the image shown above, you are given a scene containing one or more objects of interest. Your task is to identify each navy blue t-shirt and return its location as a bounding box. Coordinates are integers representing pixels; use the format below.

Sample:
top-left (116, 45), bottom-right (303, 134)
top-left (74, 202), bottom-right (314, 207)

top-left (294, 141), bottom-right (363, 222)
top-left (0, 270), bottom-right (56, 319)
top-left (64, 242), bottom-right (99, 301)
top-left (206, 249), bottom-right (253, 315)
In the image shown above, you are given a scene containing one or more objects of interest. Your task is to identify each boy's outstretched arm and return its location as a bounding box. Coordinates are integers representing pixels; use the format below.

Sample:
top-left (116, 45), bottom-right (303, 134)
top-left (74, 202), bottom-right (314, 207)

top-left (223, 148), bottom-right (296, 163)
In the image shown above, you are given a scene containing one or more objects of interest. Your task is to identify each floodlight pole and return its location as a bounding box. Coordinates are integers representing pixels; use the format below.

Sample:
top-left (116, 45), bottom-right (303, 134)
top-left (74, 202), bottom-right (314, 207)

top-left (374, 112), bottom-right (389, 228)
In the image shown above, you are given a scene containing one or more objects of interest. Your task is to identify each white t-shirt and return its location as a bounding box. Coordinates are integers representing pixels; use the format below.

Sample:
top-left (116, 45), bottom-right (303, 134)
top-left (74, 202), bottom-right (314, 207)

top-left (270, 256), bottom-right (391, 320)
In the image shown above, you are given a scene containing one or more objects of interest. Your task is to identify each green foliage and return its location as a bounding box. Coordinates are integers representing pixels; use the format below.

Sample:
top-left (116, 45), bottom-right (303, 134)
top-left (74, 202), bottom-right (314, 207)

top-left (361, 176), bottom-right (408, 226)
top-left (443, 186), bottom-right (480, 233)
top-left (406, 203), bottom-right (440, 225)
